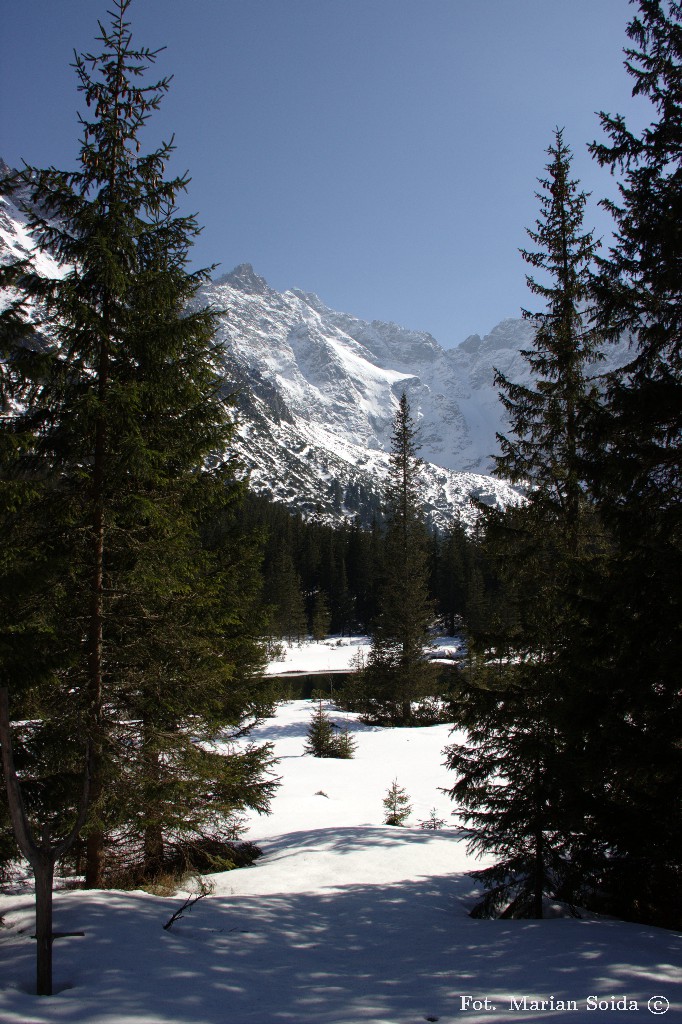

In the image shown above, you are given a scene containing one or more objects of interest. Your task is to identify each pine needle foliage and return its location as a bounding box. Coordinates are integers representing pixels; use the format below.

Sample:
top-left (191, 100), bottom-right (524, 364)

top-left (304, 701), bottom-right (356, 758)
top-left (333, 726), bottom-right (358, 759)
top-left (443, 668), bottom-right (578, 919)
top-left (495, 128), bottom-right (603, 529)
top-left (574, 0), bottom-right (682, 926)
top-left (304, 701), bottom-right (338, 758)
top-left (0, 0), bottom-right (276, 896)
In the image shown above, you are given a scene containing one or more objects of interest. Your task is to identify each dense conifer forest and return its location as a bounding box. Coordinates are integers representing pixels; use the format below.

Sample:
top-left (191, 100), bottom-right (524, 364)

top-left (241, 489), bottom-right (476, 643)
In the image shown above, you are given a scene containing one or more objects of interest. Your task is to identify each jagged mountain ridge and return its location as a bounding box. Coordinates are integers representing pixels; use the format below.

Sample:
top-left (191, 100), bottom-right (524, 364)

top-left (1, 168), bottom-right (630, 529)
top-left (199, 264), bottom-right (630, 526)
top-left (206, 263), bottom-right (535, 476)
top-left (204, 264), bottom-right (630, 474)
top-left (199, 264), bottom-right (529, 527)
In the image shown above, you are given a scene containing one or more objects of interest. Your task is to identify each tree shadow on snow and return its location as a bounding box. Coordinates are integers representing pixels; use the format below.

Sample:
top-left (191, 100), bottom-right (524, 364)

top-left (252, 714), bottom-right (376, 742)
top-left (2, 873), bottom-right (681, 1023)
top-left (258, 825), bottom-right (469, 860)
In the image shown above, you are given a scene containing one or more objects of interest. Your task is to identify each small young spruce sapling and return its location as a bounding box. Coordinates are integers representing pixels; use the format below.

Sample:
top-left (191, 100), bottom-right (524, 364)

top-left (383, 779), bottom-right (412, 826)
top-left (419, 808), bottom-right (446, 830)
top-left (304, 701), bottom-right (356, 758)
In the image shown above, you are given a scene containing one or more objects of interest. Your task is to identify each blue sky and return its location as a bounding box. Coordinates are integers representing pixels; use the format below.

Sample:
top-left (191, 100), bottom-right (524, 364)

top-left (1, 0), bottom-right (652, 346)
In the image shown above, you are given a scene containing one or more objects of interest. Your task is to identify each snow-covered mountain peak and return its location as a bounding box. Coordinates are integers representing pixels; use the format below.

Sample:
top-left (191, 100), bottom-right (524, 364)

top-left (214, 262), bottom-right (275, 296)
top-left (288, 288), bottom-right (331, 314)
top-left (188, 265), bottom-right (528, 526)
top-left (0, 189), bottom-right (632, 530)
top-left (183, 262), bottom-right (631, 524)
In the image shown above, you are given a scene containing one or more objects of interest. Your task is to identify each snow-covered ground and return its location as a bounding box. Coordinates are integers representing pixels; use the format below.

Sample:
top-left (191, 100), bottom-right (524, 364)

top-left (265, 635), bottom-right (466, 676)
top-left (1, 689), bottom-right (680, 1023)
top-left (264, 635), bottom-right (373, 676)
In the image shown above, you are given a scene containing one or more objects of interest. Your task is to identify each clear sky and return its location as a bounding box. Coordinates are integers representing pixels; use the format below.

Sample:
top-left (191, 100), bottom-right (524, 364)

top-left (1, 0), bottom-right (653, 347)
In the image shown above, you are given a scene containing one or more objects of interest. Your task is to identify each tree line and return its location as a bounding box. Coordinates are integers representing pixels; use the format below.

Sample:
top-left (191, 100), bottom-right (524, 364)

top-left (239, 489), bottom-right (478, 644)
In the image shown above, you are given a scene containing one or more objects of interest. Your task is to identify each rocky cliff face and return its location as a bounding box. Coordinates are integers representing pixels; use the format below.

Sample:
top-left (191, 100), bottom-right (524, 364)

top-left (198, 264), bottom-right (632, 525)
top-left (205, 265), bottom-right (631, 479)
top-left (192, 265), bottom-right (526, 527)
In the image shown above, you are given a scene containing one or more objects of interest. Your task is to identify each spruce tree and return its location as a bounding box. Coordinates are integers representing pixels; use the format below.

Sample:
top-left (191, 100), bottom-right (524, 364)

top-left (382, 779), bottom-right (412, 826)
top-left (333, 726), bottom-right (357, 759)
top-left (576, 0), bottom-right (682, 924)
top-left (444, 664), bottom-right (571, 919)
top-left (346, 518), bottom-right (380, 631)
top-left (446, 134), bottom-right (604, 918)
top-left (269, 550), bottom-right (307, 642)
top-left (434, 522), bottom-right (469, 635)
top-left (303, 701), bottom-right (339, 758)
top-left (495, 128), bottom-right (603, 531)
top-left (304, 701), bottom-right (356, 758)
top-left (0, 0), bottom-right (277, 975)
top-left (311, 590), bottom-right (332, 640)
top-left (359, 393), bottom-right (437, 724)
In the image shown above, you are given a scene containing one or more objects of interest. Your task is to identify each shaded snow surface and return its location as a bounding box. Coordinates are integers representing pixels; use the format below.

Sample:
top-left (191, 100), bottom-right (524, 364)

top-left (1, 697), bottom-right (680, 1024)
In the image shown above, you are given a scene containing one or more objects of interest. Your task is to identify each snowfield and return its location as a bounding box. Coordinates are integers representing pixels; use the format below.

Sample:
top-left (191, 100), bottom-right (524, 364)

top-left (264, 635), bottom-right (466, 676)
top-left (1, 690), bottom-right (680, 1024)
top-left (264, 635), bottom-right (374, 676)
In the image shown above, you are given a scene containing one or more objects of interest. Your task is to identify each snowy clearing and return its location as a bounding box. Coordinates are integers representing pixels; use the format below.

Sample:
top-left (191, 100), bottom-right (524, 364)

top-left (264, 635), bottom-right (373, 676)
top-left (1, 698), bottom-right (680, 1024)
top-left (264, 634), bottom-right (466, 676)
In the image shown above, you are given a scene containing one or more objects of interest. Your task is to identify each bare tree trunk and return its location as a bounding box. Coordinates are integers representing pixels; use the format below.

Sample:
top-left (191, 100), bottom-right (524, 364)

top-left (0, 686), bottom-right (90, 996)
top-left (84, 827), bottom-right (104, 890)
top-left (532, 751), bottom-right (545, 920)
top-left (533, 828), bottom-right (544, 920)
top-left (142, 719), bottom-right (164, 877)
top-left (84, 339), bottom-right (108, 890)
top-left (34, 851), bottom-right (55, 995)
top-left (144, 823), bottom-right (164, 877)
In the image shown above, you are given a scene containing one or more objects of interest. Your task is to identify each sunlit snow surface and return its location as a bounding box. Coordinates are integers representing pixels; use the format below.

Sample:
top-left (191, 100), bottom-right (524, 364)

top-left (1, 671), bottom-right (680, 1024)
top-left (265, 635), bottom-right (465, 676)
top-left (0, 188), bottom-right (67, 282)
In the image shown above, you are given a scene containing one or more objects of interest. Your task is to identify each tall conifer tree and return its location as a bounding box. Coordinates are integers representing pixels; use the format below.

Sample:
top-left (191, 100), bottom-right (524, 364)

top-left (575, 0), bottom-right (682, 924)
top-left (445, 134), bottom-right (604, 918)
top-left (358, 393), bottom-right (437, 724)
top-left (0, 1), bottom-right (276, 984)
top-left (495, 128), bottom-right (602, 530)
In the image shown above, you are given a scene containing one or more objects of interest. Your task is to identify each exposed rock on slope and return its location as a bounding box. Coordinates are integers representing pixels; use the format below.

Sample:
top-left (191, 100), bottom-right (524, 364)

top-left (1, 170), bottom-right (630, 528)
